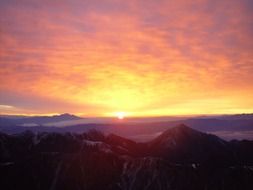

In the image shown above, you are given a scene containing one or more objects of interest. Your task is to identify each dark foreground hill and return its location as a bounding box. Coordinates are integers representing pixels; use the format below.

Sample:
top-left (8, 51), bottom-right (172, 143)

top-left (0, 125), bottom-right (253, 190)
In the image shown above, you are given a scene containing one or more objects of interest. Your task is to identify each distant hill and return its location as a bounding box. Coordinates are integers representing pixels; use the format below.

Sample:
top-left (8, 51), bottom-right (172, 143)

top-left (0, 113), bottom-right (82, 126)
top-left (215, 113), bottom-right (253, 120)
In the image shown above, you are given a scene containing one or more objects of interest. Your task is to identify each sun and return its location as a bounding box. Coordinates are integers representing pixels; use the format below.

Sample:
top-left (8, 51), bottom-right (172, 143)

top-left (116, 112), bottom-right (125, 120)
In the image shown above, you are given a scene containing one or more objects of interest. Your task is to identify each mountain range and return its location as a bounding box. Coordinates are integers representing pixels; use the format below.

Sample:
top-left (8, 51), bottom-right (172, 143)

top-left (0, 113), bottom-right (81, 126)
top-left (1, 113), bottom-right (253, 141)
top-left (0, 125), bottom-right (253, 190)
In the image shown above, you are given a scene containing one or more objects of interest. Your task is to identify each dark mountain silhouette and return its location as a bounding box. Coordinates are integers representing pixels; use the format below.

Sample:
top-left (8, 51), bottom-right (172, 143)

top-left (0, 125), bottom-right (253, 190)
top-left (147, 124), bottom-right (233, 164)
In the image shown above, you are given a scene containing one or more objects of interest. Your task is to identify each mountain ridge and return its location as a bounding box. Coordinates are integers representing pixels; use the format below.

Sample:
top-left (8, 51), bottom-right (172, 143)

top-left (1, 115), bottom-right (253, 141)
top-left (0, 124), bottom-right (253, 190)
top-left (0, 113), bottom-right (81, 126)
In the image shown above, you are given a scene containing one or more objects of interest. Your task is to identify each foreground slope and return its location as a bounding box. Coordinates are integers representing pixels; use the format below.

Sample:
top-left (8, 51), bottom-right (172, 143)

top-left (0, 125), bottom-right (253, 190)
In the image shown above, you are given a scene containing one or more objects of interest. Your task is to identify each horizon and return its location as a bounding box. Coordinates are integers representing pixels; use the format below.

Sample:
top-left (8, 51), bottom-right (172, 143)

top-left (1, 112), bottom-right (253, 118)
top-left (1, 111), bottom-right (253, 142)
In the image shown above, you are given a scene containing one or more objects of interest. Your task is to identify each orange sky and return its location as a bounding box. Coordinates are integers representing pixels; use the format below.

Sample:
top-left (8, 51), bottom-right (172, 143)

top-left (0, 0), bottom-right (253, 117)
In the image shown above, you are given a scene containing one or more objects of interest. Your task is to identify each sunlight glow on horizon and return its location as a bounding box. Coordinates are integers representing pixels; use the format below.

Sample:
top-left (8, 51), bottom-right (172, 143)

top-left (116, 112), bottom-right (126, 120)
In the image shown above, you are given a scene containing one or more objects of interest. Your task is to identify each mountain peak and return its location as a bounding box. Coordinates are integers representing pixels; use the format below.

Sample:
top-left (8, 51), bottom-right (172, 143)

top-left (51, 113), bottom-right (81, 120)
top-left (176, 123), bottom-right (188, 127)
top-left (148, 124), bottom-right (209, 152)
top-left (57, 113), bottom-right (78, 117)
top-left (148, 123), bottom-right (230, 163)
top-left (161, 124), bottom-right (198, 137)
top-left (60, 113), bottom-right (72, 116)
top-left (173, 123), bottom-right (189, 130)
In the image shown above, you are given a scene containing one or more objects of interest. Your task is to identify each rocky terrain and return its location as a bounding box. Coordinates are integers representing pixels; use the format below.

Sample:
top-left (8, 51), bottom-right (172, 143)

top-left (0, 124), bottom-right (253, 190)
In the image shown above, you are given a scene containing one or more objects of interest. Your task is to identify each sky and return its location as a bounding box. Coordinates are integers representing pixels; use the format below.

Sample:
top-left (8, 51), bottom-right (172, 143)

top-left (0, 0), bottom-right (253, 117)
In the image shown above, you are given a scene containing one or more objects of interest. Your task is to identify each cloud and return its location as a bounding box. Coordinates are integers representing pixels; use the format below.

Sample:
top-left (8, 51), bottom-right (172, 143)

top-left (210, 130), bottom-right (253, 140)
top-left (0, 0), bottom-right (253, 115)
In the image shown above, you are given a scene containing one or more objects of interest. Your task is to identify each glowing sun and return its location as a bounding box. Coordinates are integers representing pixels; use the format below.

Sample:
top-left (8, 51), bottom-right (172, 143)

top-left (116, 112), bottom-right (125, 120)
